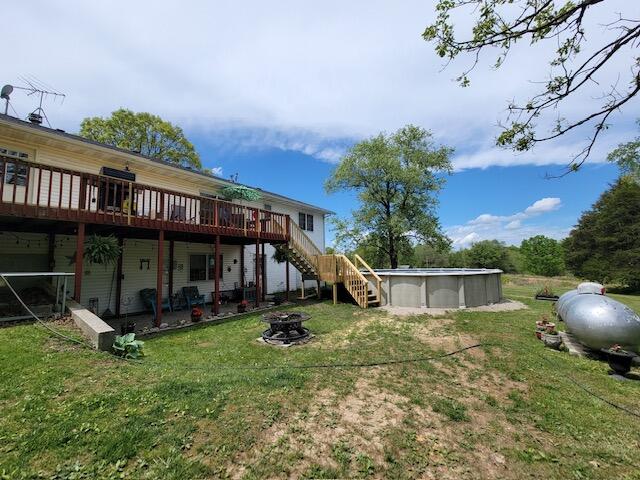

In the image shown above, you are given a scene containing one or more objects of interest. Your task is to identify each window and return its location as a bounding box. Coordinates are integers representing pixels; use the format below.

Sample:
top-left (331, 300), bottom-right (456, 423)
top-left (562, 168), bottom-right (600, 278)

top-left (298, 212), bottom-right (314, 232)
top-left (4, 162), bottom-right (28, 186)
top-left (189, 254), bottom-right (207, 281)
top-left (263, 204), bottom-right (272, 211)
top-left (2, 148), bottom-right (29, 187)
top-left (189, 254), bottom-right (223, 282)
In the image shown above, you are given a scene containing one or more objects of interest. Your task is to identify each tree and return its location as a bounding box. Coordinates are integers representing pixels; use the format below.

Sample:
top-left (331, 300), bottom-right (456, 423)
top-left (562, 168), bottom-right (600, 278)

top-left (79, 109), bottom-right (201, 169)
top-left (564, 176), bottom-right (640, 289)
top-left (608, 119), bottom-right (640, 184)
top-left (412, 243), bottom-right (451, 267)
top-left (466, 240), bottom-right (515, 272)
top-left (423, 1), bottom-right (640, 172)
top-left (326, 125), bottom-right (453, 268)
top-left (520, 235), bottom-right (565, 276)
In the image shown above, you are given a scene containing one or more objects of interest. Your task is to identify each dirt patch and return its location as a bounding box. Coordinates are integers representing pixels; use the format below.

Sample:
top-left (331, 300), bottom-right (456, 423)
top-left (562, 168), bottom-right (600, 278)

top-left (226, 373), bottom-right (408, 479)
top-left (381, 300), bottom-right (528, 317)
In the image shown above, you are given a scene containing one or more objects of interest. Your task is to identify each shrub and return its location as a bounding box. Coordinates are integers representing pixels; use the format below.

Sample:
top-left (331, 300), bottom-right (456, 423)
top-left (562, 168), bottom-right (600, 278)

top-left (112, 333), bottom-right (145, 359)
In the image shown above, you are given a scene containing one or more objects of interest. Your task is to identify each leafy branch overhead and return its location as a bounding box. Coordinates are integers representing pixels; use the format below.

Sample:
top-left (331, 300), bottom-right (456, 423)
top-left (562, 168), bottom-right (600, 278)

top-left (326, 125), bottom-right (453, 269)
top-left (423, 0), bottom-right (640, 173)
top-left (220, 185), bottom-right (262, 201)
top-left (79, 109), bottom-right (201, 169)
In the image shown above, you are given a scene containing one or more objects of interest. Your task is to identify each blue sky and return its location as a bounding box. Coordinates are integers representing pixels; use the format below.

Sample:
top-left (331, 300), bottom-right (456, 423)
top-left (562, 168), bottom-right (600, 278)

top-left (4, 0), bottom-right (639, 248)
top-left (190, 136), bottom-right (622, 247)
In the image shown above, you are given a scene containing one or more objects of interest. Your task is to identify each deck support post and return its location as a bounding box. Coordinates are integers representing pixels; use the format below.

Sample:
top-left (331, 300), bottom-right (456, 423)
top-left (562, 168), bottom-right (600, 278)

top-left (261, 242), bottom-right (266, 301)
top-left (240, 245), bottom-right (245, 288)
top-left (255, 239), bottom-right (261, 308)
top-left (73, 223), bottom-right (85, 303)
top-left (333, 283), bottom-right (337, 305)
top-left (317, 278), bottom-right (321, 300)
top-left (156, 230), bottom-right (164, 326)
top-left (285, 258), bottom-right (290, 301)
top-left (115, 237), bottom-right (124, 318)
top-left (168, 240), bottom-right (174, 301)
top-left (214, 235), bottom-right (220, 315)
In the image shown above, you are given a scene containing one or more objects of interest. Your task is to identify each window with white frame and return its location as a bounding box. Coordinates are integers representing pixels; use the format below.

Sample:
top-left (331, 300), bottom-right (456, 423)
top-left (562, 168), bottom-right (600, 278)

top-left (1, 147), bottom-right (29, 187)
top-left (189, 254), bottom-right (223, 282)
top-left (298, 212), bottom-right (314, 232)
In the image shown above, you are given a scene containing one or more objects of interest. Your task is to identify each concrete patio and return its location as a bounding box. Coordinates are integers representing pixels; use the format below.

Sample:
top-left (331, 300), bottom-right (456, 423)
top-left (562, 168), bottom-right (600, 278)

top-left (107, 297), bottom-right (316, 337)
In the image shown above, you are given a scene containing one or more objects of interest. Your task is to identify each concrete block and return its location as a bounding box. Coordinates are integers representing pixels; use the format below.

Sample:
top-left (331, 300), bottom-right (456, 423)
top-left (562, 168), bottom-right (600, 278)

top-left (67, 300), bottom-right (115, 351)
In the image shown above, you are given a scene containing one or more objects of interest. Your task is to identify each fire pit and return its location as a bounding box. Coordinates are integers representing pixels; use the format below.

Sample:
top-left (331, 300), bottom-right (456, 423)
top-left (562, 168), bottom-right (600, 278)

top-left (261, 311), bottom-right (311, 345)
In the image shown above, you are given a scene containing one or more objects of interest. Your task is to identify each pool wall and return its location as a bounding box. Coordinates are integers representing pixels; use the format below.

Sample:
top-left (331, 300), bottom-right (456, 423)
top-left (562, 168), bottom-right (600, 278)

top-left (365, 269), bottom-right (503, 308)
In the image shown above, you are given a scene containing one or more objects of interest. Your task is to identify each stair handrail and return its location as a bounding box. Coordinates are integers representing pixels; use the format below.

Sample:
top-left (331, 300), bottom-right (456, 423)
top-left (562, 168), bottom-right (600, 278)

top-left (288, 221), bottom-right (322, 271)
top-left (337, 254), bottom-right (369, 308)
top-left (354, 254), bottom-right (382, 304)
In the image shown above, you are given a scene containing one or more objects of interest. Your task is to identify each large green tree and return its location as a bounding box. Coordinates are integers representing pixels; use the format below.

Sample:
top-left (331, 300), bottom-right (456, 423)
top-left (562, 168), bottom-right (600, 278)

top-left (326, 125), bottom-right (453, 268)
top-left (79, 109), bottom-right (201, 169)
top-left (608, 119), bottom-right (640, 184)
top-left (564, 176), bottom-right (640, 289)
top-left (520, 235), bottom-right (565, 276)
top-left (465, 240), bottom-right (515, 272)
top-left (423, 1), bottom-right (640, 172)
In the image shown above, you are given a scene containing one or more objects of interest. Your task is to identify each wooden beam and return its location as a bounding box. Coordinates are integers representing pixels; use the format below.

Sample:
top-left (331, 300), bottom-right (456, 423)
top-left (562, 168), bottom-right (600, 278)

top-left (115, 237), bottom-right (124, 318)
top-left (240, 245), bottom-right (245, 287)
top-left (261, 242), bottom-right (266, 301)
top-left (285, 258), bottom-right (290, 301)
top-left (156, 230), bottom-right (164, 326)
top-left (214, 235), bottom-right (220, 315)
top-left (255, 238), bottom-right (260, 308)
top-left (168, 240), bottom-right (175, 299)
top-left (73, 223), bottom-right (85, 302)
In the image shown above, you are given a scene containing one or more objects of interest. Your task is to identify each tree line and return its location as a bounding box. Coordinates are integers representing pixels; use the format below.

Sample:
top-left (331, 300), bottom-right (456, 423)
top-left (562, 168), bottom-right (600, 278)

top-left (333, 175), bottom-right (640, 290)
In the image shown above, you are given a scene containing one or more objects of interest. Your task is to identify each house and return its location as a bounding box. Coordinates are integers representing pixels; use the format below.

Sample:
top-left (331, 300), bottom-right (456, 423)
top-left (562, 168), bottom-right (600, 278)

top-left (0, 113), bottom-right (342, 325)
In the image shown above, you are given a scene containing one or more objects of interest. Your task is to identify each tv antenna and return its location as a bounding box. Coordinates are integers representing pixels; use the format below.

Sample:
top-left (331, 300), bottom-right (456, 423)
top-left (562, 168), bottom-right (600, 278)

top-left (2, 75), bottom-right (66, 127)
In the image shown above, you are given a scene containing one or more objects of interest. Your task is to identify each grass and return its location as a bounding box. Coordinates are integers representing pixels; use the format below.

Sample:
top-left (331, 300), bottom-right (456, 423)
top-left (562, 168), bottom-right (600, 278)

top-left (1, 274), bottom-right (639, 479)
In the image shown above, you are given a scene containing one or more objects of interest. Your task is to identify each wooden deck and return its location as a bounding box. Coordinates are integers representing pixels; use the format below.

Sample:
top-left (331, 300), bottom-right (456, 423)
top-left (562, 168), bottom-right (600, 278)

top-left (0, 158), bottom-right (290, 242)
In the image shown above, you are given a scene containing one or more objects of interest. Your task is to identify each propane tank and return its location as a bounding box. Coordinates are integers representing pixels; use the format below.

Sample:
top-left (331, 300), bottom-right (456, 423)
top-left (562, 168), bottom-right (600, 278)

top-left (563, 294), bottom-right (640, 352)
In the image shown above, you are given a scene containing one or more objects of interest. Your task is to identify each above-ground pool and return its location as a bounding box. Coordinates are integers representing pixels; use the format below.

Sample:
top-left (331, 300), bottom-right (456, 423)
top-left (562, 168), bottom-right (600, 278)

top-left (365, 268), bottom-right (503, 308)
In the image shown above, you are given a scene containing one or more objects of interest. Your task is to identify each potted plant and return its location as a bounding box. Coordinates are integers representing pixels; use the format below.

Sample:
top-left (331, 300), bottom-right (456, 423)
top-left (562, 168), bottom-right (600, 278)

top-left (542, 330), bottom-right (562, 350)
top-left (601, 344), bottom-right (636, 375)
top-left (535, 315), bottom-right (550, 340)
top-left (237, 299), bottom-right (249, 313)
top-left (191, 306), bottom-right (203, 322)
top-left (535, 285), bottom-right (559, 301)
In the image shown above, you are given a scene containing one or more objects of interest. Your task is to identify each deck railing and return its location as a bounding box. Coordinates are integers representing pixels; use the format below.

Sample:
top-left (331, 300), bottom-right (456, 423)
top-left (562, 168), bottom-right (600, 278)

top-left (0, 158), bottom-right (288, 240)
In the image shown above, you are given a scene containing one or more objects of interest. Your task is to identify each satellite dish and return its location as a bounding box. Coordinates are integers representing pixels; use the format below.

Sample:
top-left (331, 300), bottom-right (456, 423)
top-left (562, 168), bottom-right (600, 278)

top-left (1, 84), bottom-right (13, 99)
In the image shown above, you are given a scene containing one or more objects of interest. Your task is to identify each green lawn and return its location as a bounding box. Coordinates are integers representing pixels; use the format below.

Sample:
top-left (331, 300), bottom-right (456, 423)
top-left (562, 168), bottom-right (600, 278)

top-left (1, 276), bottom-right (639, 479)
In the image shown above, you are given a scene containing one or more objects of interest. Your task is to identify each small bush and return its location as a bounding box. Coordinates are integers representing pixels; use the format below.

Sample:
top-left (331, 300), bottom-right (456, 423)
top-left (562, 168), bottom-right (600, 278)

top-left (112, 333), bottom-right (145, 359)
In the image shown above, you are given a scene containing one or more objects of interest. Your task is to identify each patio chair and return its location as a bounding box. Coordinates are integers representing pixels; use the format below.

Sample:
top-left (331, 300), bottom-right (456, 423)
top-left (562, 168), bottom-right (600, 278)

top-left (182, 286), bottom-right (206, 309)
top-left (139, 288), bottom-right (172, 320)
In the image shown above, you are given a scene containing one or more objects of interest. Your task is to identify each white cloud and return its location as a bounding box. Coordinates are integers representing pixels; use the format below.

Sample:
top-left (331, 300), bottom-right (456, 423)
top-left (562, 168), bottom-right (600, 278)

top-left (446, 197), bottom-right (564, 248)
top-left (210, 166), bottom-right (223, 177)
top-left (452, 232), bottom-right (480, 248)
top-left (3, 0), bottom-right (638, 169)
top-left (524, 198), bottom-right (562, 215)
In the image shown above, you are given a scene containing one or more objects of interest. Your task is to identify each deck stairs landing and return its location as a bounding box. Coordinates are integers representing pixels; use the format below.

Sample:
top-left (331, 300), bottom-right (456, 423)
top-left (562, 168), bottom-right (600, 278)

top-left (275, 222), bottom-right (381, 308)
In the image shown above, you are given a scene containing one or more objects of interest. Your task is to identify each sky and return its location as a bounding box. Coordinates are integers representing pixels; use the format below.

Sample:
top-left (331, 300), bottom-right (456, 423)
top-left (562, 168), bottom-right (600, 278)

top-left (3, 1), bottom-right (638, 248)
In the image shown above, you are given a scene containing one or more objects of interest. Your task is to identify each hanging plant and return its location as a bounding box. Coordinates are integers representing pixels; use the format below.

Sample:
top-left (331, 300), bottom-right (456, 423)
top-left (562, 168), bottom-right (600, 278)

top-left (272, 247), bottom-right (291, 264)
top-left (84, 235), bottom-right (122, 266)
top-left (220, 185), bottom-right (262, 202)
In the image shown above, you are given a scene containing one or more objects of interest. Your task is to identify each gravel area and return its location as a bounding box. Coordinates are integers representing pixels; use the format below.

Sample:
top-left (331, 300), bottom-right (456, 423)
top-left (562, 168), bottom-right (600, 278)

top-left (381, 299), bottom-right (528, 317)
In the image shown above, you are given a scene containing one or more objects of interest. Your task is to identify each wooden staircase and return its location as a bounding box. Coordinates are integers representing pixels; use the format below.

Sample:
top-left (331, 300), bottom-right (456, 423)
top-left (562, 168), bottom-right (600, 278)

top-left (276, 222), bottom-right (381, 308)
